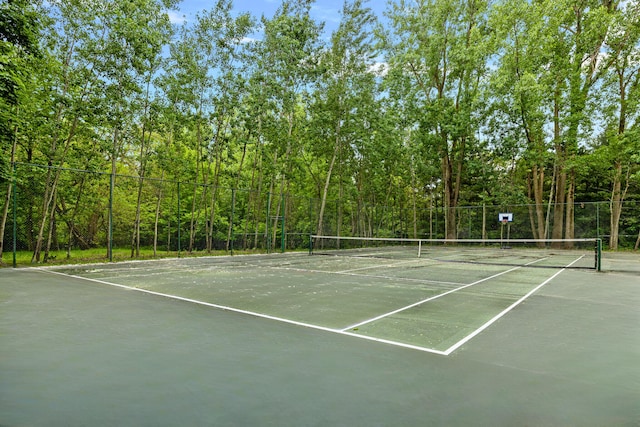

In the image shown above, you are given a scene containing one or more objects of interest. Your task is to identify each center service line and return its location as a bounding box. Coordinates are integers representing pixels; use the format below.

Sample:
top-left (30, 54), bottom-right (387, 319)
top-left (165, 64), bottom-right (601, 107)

top-left (443, 255), bottom-right (585, 355)
top-left (340, 257), bottom-right (548, 332)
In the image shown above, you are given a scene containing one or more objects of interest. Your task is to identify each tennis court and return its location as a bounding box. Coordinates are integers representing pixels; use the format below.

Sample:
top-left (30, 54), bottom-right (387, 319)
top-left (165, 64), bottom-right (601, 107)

top-left (2, 242), bottom-right (639, 426)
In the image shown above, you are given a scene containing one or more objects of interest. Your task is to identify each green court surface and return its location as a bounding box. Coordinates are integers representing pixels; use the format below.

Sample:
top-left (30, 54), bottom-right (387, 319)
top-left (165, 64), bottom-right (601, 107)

top-left (1, 252), bottom-right (639, 426)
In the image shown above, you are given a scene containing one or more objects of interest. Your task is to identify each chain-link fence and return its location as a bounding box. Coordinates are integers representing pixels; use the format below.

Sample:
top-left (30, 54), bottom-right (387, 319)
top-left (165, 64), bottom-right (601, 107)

top-left (2, 163), bottom-right (639, 266)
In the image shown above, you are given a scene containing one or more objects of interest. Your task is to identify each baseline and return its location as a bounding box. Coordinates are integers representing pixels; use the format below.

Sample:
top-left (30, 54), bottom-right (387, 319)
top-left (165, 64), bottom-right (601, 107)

top-left (36, 268), bottom-right (449, 356)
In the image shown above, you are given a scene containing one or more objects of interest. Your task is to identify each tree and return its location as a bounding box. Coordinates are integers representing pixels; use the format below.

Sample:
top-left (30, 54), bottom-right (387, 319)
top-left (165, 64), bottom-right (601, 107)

top-left (129, 5), bottom-right (174, 257)
top-left (26, 0), bottom-right (177, 262)
top-left (489, 0), bottom-right (555, 241)
top-left (0, 0), bottom-right (41, 263)
top-left (250, 0), bottom-right (323, 248)
top-left (386, 0), bottom-right (493, 239)
top-left (310, 0), bottom-right (379, 236)
top-left (544, 0), bottom-right (618, 244)
top-left (594, 0), bottom-right (640, 249)
top-left (159, 0), bottom-right (254, 253)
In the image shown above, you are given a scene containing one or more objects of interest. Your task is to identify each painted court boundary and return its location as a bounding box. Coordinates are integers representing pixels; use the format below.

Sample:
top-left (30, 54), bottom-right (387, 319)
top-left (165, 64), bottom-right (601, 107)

top-left (35, 257), bottom-right (582, 356)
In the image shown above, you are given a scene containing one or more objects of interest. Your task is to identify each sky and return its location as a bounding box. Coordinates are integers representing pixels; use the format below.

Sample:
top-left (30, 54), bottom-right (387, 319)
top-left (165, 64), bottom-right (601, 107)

top-left (171, 0), bottom-right (389, 38)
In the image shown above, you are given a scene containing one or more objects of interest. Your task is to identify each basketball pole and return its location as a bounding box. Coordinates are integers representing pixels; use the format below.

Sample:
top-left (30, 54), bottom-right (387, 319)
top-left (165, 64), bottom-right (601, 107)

top-left (500, 219), bottom-right (509, 249)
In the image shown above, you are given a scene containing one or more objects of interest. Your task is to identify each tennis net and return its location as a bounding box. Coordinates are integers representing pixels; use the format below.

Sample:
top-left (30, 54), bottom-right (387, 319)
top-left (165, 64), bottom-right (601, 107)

top-left (310, 235), bottom-right (602, 270)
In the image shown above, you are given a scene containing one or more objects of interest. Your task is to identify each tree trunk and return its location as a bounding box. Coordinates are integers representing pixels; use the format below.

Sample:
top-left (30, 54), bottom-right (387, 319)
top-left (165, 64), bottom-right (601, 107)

top-left (442, 154), bottom-right (457, 240)
top-left (610, 161), bottom-right (630, 250)
top-left (532, 165), bottom-right (546, 241)
top-left (564, 173), bottom-right (575, 248)
top-left (131, 80), bottom-right (153, 258)
top-left (317, 134), bottom-right (340, 235)
top-left (153, 172), bottom-right (165, 257)
top-left (226, 140), bottom-right (248, 251)
top-left (107, 127), bottom-right (119, 261)
top-left (609, 166), bottom-right (621, 250)
top-left (32, 116), bottom-right (79, 263)
top-left (0, 182), bottom-right (13, 265)
top-left (0, 106), bottom-right (19, 263)
top-left (551, 169), bottom-right (566, 243)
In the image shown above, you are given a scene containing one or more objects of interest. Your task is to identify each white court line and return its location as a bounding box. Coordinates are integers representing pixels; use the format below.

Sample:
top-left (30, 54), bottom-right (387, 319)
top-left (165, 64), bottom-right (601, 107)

top-left (337, 258), bottom-right (428, 273)
top-left (36, 268), bottom-right (449, 356)
top-left (262, 264), bottom-right (465, 287)
top-left (36, 255), bottom-right (578, 357)
top-left (340, 257), bottom-right (548, 332)
top-left (337, 258), bottom-right (431, 274)
top-left (442, 255), bottom-right (584, 355)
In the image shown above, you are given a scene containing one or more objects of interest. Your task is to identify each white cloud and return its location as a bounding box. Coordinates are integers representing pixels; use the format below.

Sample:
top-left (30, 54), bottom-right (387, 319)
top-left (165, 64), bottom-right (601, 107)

top-left (369, 62), bottom-right (389, 77)
top-left (311, 5), bottom-right (341, 25)
top-left (167, 10), bottom-right (187, 25)
top-left (239, 36), bottom-right (259, 44)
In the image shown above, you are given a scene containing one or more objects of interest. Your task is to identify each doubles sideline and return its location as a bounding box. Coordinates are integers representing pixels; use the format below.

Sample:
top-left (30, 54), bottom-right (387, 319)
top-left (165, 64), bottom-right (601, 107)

top-left (35, 256), bottom-right (583, 356)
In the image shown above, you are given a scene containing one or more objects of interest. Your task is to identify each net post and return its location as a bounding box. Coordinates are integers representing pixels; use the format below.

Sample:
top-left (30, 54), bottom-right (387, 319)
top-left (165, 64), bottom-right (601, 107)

top-left (308, 234), bottom-right (313, 255)
top-left (595, 238), bottom-right (602, 272)
top-left (418, 239), bottom-right (422, 258)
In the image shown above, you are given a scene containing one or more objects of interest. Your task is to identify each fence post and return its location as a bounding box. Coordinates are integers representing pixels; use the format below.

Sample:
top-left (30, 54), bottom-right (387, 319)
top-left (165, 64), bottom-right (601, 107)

top-left (230, 188), bottom-right (236, 255)
top-left (266, 192), bottom-right (271, 253)
top-left (309, 196), bottom-right (313, 243)
top-left (280, 194), bottom-right (285, 253)
top-left (482, 203), bottom-right (487, 240)
top-left (108, 171), bottom-right (114, 262)
top-left (12, 162), bottom-right (17, 268)
top-left (177, 181), bottom-right (181, 257)
top-left (596, 202), bottom-right (600, 240)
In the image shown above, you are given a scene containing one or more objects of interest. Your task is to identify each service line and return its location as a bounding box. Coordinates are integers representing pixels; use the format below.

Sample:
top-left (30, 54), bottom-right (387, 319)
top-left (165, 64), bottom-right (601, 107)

top-left (340, 257), bottom-right (548, 332)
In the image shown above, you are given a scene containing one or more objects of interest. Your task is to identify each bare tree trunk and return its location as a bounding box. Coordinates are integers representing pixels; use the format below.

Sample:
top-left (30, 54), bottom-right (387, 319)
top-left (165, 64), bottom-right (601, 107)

top-left (551, 169), bottom-right (566, 243)
top-left (226, 139), bottom-right (248, 251)
top-left (610, 161), bottom-right (630, 250)
top-left (153, 173), bottom-right (165, 257)
top-left (107, 127), bottom-right (119, 261)
top-left (131, 102), bottom-right (155, 257)
top-left (551, 82), bottom-right (565, 245)
top-left (0, 181), bottom-right (13, 265)
top-left (317, 139), bottom-right (339, 235)
top-left (0, 107), bottom-right (19, 263)
top-left (442, 155), bottom-right (456, 240)
top-left (252, 143), bottom-right (264, 250)
top-left (131, 176), bottom-right (145, 258)
top-left (564, 172), bottom-right (575, 248)
top-left (188, 122), bottom-right (202, 254)
top-left (532, 166), bottom-right (546, 241)
top-left (44, 186), bottom-right (58, 262)
top-left (32, 119), bottom-right (79, 263)
top-left (609, 167), bottom-right (621, 250)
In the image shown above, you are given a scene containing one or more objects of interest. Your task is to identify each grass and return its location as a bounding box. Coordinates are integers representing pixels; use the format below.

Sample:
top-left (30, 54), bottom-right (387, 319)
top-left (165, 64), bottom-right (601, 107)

top-left (1, 247), bottom-right (273, 268)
